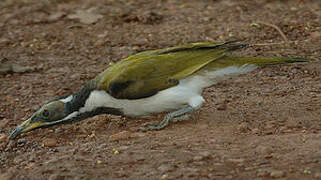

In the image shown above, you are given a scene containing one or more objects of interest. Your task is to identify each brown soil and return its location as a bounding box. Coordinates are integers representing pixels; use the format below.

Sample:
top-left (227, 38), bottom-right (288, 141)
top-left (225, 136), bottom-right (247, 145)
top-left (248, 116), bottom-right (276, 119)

top-left (0, 0), bottom-right (320, 179)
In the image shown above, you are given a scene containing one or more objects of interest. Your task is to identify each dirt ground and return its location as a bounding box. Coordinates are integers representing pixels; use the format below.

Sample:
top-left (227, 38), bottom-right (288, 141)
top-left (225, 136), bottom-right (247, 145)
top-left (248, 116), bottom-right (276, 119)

top-left (0, 0), bottom-right (320, 179)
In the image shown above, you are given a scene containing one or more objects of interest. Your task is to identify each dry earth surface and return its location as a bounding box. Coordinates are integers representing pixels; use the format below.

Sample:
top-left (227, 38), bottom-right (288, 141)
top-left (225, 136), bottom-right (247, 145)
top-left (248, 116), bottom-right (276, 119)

top-left (0, 0), bottom-right (321, 179)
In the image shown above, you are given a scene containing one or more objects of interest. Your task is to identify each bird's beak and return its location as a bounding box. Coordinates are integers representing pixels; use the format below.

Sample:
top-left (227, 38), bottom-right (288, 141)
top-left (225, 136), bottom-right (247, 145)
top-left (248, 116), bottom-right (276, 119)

top-left (8, 118), bottom-right (42, 139)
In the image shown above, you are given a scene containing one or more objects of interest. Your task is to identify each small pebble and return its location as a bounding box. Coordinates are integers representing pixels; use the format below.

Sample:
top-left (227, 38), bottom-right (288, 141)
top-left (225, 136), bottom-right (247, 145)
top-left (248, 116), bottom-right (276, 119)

top-left (193, 156), bottom-right (203, 161)
top-left (270, 170), bottom-right (285, 178)
top-left (157, 164), bottom-right (173, 173)
top-left (17, 138), bottom-right (27, 144)
top-left (160, 174), bottom-right (168, 180)
top-left (54, 128), bottom-right (62, 134)
top-left (112, 148), bottom-right (119, 155)
top-left (216, 104), bottom-right (227, 111)
top-left (95, 39), bottom-right (105, 47)
top-left (228, 158), bottom-right (245, 163)
top-left (43, 138), bottom-right (57, 147)
top-left (29, 156), bottom-right (36, 162)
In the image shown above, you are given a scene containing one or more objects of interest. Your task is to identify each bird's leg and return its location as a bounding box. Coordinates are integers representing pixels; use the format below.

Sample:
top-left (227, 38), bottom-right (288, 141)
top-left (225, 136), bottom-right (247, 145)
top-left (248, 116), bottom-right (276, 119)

top-left (138, 105), bottom-right (201, 131)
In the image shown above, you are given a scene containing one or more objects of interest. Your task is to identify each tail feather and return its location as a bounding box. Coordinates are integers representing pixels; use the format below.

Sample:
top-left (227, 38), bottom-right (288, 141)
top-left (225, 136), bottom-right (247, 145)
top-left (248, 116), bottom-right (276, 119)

top-left (202, 56), bottom-right (315, 71)
top-left (226, 56), bottom-right (316, 67)
top-left (193, 56), bottom-right (315, 88)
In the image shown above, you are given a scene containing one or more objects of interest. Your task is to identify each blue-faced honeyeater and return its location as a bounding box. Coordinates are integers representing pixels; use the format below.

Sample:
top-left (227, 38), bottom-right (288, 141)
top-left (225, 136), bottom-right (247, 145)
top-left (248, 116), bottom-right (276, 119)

top-left (9, 40), bottom-right (314, 139)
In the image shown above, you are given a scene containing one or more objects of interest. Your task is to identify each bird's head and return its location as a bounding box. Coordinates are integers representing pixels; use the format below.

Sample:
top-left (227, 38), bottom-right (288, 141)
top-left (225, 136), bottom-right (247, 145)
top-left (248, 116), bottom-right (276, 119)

top-left (9, 88), bottom-right (123, 139)
top-left (8, 98), bottom-right (70, 139)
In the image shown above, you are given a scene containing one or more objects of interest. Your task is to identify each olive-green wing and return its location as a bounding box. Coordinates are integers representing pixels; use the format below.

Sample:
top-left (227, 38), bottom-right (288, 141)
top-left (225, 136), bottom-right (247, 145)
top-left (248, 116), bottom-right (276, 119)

top-left (95, 41), bottom-right (247, 99)
top-left (124, 40), bottom-right (244, 61)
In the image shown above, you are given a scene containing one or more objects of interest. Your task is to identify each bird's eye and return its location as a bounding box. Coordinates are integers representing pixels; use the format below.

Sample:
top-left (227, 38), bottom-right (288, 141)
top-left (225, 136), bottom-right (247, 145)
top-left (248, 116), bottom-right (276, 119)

top-left (42, 109), bottom-right (50, 118)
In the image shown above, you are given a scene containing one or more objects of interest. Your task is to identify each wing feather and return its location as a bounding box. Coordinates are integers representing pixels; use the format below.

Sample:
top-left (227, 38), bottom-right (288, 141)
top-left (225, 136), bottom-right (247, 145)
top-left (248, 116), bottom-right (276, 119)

top-left (95, 41), bottom-right (247, 99)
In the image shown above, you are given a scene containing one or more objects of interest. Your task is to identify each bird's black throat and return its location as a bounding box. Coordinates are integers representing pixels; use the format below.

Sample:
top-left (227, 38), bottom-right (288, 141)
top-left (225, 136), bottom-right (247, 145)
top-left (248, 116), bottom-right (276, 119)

top-left (65, 80), bottom-right (97, 113)
top-left (59, 80), bottom-right (123, 124)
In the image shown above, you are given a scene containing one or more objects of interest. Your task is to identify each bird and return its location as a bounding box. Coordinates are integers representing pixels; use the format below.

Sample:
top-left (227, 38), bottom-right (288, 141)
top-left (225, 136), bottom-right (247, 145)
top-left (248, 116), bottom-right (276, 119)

top-left (8, 40), bottom-right (314, 139)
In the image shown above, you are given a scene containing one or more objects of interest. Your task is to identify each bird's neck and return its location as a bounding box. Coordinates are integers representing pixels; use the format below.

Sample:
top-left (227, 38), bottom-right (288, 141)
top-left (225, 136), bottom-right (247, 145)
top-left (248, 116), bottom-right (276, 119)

top-left (60, 80), bottom-right (123, 124)
top-left (66, 80), bottom-right (96, 113)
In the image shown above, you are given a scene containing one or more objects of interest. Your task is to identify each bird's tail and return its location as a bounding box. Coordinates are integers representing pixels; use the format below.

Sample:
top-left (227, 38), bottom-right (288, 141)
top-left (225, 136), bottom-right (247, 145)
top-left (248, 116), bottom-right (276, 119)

top-left (222, 56), bottom-right (316, 67)
top-left (193, 56), bottom-right (316, 88)
top-left (201, 56), bottom-right (316, 71)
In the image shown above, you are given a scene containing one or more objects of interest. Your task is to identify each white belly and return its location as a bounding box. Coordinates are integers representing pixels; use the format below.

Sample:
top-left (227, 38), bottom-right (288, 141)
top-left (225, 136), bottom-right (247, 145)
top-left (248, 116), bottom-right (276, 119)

top-left (84, 75), bottom-right (206, 117)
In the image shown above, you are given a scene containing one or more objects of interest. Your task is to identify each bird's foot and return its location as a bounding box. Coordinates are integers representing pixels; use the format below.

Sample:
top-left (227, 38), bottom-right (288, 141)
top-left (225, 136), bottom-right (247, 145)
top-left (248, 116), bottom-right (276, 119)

top-left (138, 106), bottom-right (199, 131)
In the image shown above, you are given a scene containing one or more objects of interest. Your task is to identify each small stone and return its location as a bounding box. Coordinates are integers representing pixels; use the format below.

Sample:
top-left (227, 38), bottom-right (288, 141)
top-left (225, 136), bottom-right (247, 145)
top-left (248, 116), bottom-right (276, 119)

top-left (193, 156), bottom-right (203, 161)
top-left (48, 11), bottom-right (66, 22)
top-left (43, 138), bottom-right (57, 147)
top-left (135, 155), bottom-right (145, 161)
top-left (270, 170), bottom-right (285, 178)
top-left (228, 158), bottom-right (245, 163)
top-left (17, 138), bottom-right (27, 144)
top-left (11, 64), bottom-right (35, 73)
top-left (157, 164), bottom-right (173, 173)
top-left (67, 9), bottom-right (103, 24)
top-left (112, 148), bottom-right (119, 155)
top-left (17, 138), bottom-right (27, 147)
top-left (109, 131), bottom-right (131, 141)
top-left (130, 132), bottom-right (145, 138)
top-left (303, 169), bottom-right (311, 174)
top-left (217, 104), bottom-right (227, 111)
top-left (291, 69), bottom-right (298, 74)
top-left (29, 156), bottom-right (36, 162)
top-left (97, 160), bottom-right (102, 164)
top-left (54, 128), bottom-right (62, 134)
top-left (95, 39), bottom-right (105, 47)
top-left (160, 174), bottom-right (168, 180)
top-left (97, 31), bottom-right (108, 38)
